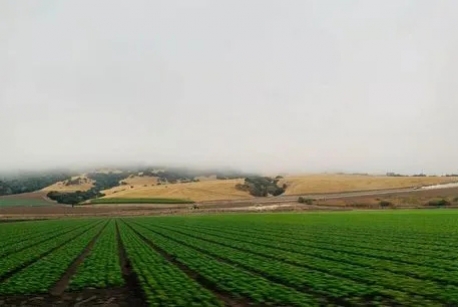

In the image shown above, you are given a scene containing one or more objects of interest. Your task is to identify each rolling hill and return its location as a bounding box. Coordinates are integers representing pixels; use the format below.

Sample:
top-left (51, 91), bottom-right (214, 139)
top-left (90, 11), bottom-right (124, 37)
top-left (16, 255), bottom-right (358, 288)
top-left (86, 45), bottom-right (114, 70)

top-left (101, 178), bottom-right (252, 202)
top-left (41, 175), bottom-right (94, 193)
top-left (38, 171), bottom-right (458, 204)
top-left (278, 174), bottom-right (458, 195)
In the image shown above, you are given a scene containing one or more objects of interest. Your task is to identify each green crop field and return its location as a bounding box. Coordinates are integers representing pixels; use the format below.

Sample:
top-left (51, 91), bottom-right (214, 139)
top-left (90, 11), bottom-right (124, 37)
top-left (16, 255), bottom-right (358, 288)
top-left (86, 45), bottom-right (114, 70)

top-left (89, 197), bottom-right (195, 204)
top-left (0, 196), bottom-right (51, 207)
top-left (0, 210), bottom-right (458, 306)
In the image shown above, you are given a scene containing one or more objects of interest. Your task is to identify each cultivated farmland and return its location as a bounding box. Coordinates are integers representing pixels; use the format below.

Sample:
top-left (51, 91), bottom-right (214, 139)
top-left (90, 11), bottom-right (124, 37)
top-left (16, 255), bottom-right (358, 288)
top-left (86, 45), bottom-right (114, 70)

top-left (0, 192), bottom-right (53, 207)
top-left (0, 211), bottom-right (458, 306)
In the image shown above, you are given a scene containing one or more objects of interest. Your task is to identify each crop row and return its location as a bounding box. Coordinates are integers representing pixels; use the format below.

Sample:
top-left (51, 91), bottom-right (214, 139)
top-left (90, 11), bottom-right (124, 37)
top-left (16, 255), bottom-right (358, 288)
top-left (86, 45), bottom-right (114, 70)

top-left (237, 224), bottom-right (458, 260)
top-left (168, 222), bottom-right (458, 286)
top-left (0, 222), bottom-right (92, 259)
top-left (228, 215), bottom-right (458, 247)
top-left (0, 220), bottom-right (100, 281)
top-left (166, 223), bottom-right (458, 304)
top-left (124, 220), bottom-right (323, 307)
top-left (0, 220), bottom-right (79, 253)
top-left (133, 221), bottom-right (439, 306)
top-left (0, 221), bottom-right (106, 294)
top-left (176, 222), bottom-right (458, 271)
top-left (117, 221), bottom-right (221, 307)
top-left (69, 220), bottom-right (124, 290)
top-left (222, 219), bottom-right (458, 241)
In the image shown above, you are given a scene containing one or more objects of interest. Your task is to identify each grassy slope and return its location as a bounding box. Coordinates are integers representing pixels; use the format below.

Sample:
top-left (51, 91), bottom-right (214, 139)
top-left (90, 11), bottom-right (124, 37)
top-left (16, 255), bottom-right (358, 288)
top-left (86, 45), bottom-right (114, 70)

top-left (102, 178), bottom-right (252, 202)
top-left (103, 176), bottom-right (158, 196)
top-left (101, 174), bottom-right (458, 202)
top-left (278, 174), bottom-right (458, 195)
top-left (39, 173), bottom-right (458, 203)
top-left (0, 193), bottom-right (53, 207)
top-left (41, 175), bottom-right (94, 193)
top-left (90, 197), bottom-right (195, 204)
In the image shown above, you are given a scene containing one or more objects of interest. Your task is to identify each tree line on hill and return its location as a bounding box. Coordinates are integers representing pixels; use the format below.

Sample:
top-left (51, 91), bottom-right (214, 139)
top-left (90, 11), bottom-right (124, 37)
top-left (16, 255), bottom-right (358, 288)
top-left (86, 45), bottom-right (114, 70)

top-left (138, 168), bottom-right (249, 184)
top-left (0, 166), bottom-right (266, 205)
top-left (0, 172), bottom-right (72, 196)
top-left (47, 168), bottom-right (253, 205)
top-left (47, 172), bottom-right (130, 205)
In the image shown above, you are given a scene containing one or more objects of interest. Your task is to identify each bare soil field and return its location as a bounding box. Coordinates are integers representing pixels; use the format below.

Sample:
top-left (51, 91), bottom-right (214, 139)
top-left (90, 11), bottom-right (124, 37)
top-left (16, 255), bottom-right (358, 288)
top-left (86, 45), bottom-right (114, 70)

top-left (0, 287), bottom-right (145, 307)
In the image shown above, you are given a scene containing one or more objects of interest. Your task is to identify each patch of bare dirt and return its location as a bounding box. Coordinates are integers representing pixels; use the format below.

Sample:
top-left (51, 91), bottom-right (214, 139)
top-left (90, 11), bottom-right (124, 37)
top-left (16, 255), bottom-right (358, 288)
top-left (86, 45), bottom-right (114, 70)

top-left (0, 288), bottom-right (145, 307)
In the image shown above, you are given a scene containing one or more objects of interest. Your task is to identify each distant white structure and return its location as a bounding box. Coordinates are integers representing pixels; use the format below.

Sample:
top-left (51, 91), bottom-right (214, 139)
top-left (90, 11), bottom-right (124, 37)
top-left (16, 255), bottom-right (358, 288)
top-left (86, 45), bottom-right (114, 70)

top-left (421, 182), bottom-right (458, 190)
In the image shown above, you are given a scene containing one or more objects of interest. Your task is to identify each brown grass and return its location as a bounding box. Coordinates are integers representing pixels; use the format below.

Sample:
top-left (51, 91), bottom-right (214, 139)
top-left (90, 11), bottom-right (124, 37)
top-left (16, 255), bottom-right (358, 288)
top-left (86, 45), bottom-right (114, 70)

top-left (41, 175), bottom-right (94, 192)
top-left (278, 174), bottom-right (458, 195)
top-left (102, 179), bottom-right (252, 202)
top-left (195, 175), bottom-right (217, 181)
top-left (41, 172), bottom-right (458, 204)
top-left (316, 186), bottom-right (458, 209)
top-left (103, 176), bottom-right (159, 197)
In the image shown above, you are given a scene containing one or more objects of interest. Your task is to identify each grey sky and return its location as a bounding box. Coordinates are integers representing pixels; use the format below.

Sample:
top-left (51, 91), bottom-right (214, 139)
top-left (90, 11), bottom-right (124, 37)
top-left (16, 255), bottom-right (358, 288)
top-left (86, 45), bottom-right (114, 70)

top-left (1, 0), bottom-right (458, 174)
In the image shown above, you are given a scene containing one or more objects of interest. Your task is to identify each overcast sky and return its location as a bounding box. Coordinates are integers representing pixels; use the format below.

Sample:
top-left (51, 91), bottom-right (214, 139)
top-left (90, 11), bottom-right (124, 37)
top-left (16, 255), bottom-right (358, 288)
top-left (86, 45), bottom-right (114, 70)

top-left (1, 1), bottom-right (458, 174)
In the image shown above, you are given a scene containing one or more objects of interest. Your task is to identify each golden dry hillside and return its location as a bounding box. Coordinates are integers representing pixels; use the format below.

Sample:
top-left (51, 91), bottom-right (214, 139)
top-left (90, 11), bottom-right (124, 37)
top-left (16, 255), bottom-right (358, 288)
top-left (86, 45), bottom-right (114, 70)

top-left (195, 175), bottom-right (217, 181)
top-left (102, 178), bottom-right (252, 202)
top-left (278, 174), bottom-right (458, 195)
top-left (94, 169), bottom-right (125, 174)
top-left (43, 172), bottom-right (458, 203)
top-left (105, 175), bottom-right (159, 195)
top-left (41, 175), bottom-right (94, 192)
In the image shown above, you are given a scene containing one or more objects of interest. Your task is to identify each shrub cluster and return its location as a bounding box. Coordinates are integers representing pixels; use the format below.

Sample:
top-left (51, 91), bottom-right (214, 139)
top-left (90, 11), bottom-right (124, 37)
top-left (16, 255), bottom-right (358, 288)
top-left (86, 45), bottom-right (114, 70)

top-left (236, 176), bottom-right (285, 197)
top-left (298, 197), bottom-right (314, 205)
top-left (47, 172), bottom-right (130, 205)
